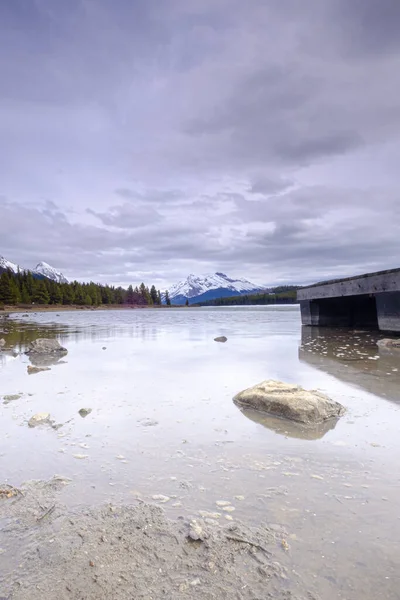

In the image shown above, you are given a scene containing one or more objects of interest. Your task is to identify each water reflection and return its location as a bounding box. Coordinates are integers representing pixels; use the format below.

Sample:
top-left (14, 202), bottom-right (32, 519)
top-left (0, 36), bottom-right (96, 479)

top-left (236, 406), bottom-right (339, 440)
top-left (299, 326), bottom-right (400, 404)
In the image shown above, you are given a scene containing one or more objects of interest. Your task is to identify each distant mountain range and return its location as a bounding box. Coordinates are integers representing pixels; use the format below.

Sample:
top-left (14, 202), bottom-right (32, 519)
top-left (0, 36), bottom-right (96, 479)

top-left (167, 272), bottom-right (263, 304)
top-left (0, 256), bottom-right (68, 284)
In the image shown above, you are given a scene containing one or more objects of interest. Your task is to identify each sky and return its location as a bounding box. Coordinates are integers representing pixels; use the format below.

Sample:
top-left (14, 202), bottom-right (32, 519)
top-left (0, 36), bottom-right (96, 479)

top-left (1, 0), bottom-right (400, 289)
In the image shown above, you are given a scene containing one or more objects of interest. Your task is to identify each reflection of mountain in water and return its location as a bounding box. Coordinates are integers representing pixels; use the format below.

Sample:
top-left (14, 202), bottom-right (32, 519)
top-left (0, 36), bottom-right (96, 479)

top-left (299, 327), bottom-right (400, 404)
top-left (236, 406), bottom-right (339, 440)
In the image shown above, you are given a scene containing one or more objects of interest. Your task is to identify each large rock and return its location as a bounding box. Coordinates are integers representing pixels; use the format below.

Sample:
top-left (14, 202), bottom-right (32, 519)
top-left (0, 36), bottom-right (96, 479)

top-left (233, 380), bottom-right (345, 425)
top-left (26, 338), bottom-right (67, 355)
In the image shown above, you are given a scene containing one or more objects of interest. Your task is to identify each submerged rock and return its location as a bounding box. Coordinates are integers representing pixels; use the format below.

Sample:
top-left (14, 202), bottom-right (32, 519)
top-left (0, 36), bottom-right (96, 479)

top-left (27, 365), bottom-right (51, 375)
top-left (214, 336), bottom-right (228, 343)
top-left (233, 380), bottom-right (345, 425)
top-left (26, 338), bottom-right (67, 355)
top-left (28, 413), bottom-right (52, 428)
top-left (3, 394), bottom-right (21, 404)
top-left (79, 408), bottom-right (92, 418)
top-left (0, 338), bottom-right (6, 348)
top-left (377, 338), bottom-right (400, 350)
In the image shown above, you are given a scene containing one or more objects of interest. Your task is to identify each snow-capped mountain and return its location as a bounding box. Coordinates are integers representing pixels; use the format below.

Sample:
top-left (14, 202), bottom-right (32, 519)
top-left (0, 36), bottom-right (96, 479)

top-left (33, 262), bottom-right (69, 284)
top-left (167, 272), bottom-right (262, 304)
top-left (0, 256), bottom-right (21, 274)
top-left (0, 255), bottom-right (69, 283)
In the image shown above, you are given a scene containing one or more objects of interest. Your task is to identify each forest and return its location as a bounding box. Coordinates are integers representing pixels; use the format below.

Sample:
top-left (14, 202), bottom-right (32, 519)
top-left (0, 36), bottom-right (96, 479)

top-left (192, 286), bottom-right (299, 306)
top-left (0, 269), bottom-right (166, 307)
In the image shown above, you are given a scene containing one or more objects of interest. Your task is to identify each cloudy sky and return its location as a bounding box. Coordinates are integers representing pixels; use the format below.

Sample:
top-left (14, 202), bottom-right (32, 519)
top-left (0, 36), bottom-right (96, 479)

top-left (1, 0), bottom-right (400, 289)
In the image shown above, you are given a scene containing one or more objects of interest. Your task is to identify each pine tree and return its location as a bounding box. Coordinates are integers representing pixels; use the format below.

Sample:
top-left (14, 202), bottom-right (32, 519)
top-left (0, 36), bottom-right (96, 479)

top-left (165, 290), bottom-right (171, 306)
top-left (32, 280), bottom-right (50, 304)
top-left (150, 285), bottom-right (158, 305)
top-left (157, 290), bottom-right (162, 305)
top-left (0, 271), bottom-right (20, 304)
top-left (185, 298), bottom-right (189, 307)
top-left (126, 285), bottom-right (135, 304)
top-left (20, 284), bottom-right (30, 304)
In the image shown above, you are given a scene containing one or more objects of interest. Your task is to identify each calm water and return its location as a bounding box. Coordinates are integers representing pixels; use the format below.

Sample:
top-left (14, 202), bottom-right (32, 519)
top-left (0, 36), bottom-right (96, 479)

top-left (1, 306), bottom-right (400, 599)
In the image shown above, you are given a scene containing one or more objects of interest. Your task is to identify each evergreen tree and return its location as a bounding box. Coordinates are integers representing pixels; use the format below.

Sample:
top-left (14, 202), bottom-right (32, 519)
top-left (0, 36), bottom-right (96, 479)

top-left (20, 284), bottom-right (30, 304)
top-left (157, 290), bottom-right (162, 305)
top-left (185, 298), bottom-right (189, 306)
top-left (32, 280), bottom-right (50, 304)
top-left (0, 272), bottom-right (19, 304)
top-left (150, 285), bottom-right (158, 305)
top-left (126, 285), bottom-right (135, 304)
top-left (165, 290), bottom-right (171, 306)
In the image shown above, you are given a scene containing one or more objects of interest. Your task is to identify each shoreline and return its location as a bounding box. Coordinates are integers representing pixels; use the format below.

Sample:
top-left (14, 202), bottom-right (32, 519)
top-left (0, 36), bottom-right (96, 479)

top-left (0, 304), bottom-right (171, 315)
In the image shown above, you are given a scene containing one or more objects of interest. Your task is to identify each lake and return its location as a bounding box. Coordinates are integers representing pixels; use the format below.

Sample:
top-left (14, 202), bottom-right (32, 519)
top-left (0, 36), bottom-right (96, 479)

top-left (1, 306), bottom-right (399, 599)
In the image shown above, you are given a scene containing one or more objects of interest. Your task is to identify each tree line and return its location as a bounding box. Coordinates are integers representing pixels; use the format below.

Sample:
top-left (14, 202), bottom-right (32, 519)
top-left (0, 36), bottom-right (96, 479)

top-left (192, 287), bottom-right (299, 306)
top-left (0, 269), bottom-right (170, 307)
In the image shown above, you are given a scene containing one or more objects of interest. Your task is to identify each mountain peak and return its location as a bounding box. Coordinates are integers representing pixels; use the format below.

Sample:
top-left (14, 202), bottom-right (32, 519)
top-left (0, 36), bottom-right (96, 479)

top-left (33, 262), bottom-right (69, 284)
top-left (167, 272), bottom-right (262, 304)
top-left (0, 255), bottom-right (20, 274)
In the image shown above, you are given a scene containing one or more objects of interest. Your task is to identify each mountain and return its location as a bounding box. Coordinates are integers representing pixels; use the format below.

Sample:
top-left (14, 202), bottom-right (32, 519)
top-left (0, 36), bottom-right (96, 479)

top-left (167, 272), bottom-right (263, 304)
top-left (0, 255), bottom-right (69, 283)
top-left (0, 256), bottom-right (21, 275)
top-left (33, 262), bottom-right (69, 284)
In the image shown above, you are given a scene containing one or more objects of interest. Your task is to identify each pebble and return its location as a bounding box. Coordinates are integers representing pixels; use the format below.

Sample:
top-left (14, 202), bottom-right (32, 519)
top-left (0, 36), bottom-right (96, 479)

top-left (216, 501), bottom-right (231, 507)
top-left (222, 506), bottom-right (235, 512)
top-left (73, 454), bottom-right (89, 459)
top-left (199, 511), bottom-right (221, 519)
top-left (234, 495), bottom-right (245, 501)
top-left (152, 494), bottom-right (170, 503)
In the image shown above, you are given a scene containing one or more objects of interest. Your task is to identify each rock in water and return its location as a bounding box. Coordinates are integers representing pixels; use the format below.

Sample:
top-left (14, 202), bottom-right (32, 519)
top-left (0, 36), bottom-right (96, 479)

top-left (214, 336), bottom-right (228, 343)
top-left (79, 408), bottom-right (92, 418)
top-left (27, 365), bottom-right (51, 374)
top-left (233, 380), bottom-right (345, 425)
top-left (26, 338), bottom-right (67, 355)
top-left (377, 338), bottom-right (400, 350)
top-left (0, 338), bottom-right (6, 348)
top-left (28, 413), bottom-right (51, 427)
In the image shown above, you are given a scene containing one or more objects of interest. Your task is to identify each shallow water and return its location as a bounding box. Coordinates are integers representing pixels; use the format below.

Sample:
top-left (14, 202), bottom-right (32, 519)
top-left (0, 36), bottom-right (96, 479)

top-left (1, 306), bottom-right (400, 599)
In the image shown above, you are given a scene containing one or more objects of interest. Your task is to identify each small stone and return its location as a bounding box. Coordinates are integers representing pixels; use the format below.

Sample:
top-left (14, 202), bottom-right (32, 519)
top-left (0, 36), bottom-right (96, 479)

top-left (152, 494), bottom-right (170, 503)
top-left (102, 347), bottom-right (107, 350)
top-left (79, 408), bottom-right (92, 418)
top-left (222, 505), bottom-right (235, 512)
top-left (27, 365), bottom-right (51, 375)
top-left (234, 495), bottom-right (245, 501)
top-left (199, 511), bottom-right (221, 519)
top-left (26, 338), bottom-right (67, 355)
top-left (141, 419), bottom-right (158, 427)
top-left (188, 520), bottom-right (207, 541)
top-left (28, 413), bottom-right (51, 428)
top-left (214, 336), bottom-right (228, 343)
top-left (3, 394), bottom-right (21, 404)
top-left (0, 338), bottom-right (6, 348)
top-left (311, 474), bottom-right (324, 480)
top-left (72, 454), bottom-right (89, 459)
top-left (190, 578), bottom-right (201, 586)
top-left (216, 501), bottom-right (231, 507)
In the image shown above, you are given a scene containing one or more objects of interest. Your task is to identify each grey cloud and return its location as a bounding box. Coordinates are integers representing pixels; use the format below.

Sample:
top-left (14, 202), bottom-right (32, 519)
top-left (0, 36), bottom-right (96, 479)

top-left (1, 0), bottom-right (400, 286)
top-left (88, 203), bottom-right (161, 228)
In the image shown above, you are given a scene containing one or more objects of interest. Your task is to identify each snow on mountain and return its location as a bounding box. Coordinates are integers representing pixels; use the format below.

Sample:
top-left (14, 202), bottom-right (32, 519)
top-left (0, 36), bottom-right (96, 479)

top-left (33, 262), bottom-right (69, 284)
top-left (0, 255), bottom-right (21, 274)
top-left (167, 272), bottom-right (262, 304)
